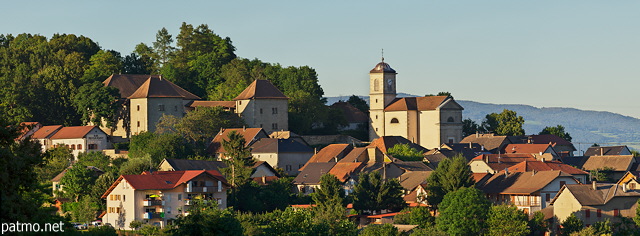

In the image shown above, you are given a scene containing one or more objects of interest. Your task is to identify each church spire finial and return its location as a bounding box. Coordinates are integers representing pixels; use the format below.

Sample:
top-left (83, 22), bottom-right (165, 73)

top-left (381, 48), bottom-right (384, 62)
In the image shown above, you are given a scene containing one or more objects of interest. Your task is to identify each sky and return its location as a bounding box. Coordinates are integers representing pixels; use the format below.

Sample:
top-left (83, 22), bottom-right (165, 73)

top-left (3, 1), bottom-right (639, 118)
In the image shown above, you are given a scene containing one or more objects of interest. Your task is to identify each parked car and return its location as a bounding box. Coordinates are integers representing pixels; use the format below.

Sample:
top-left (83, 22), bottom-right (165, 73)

top-left (91, 221), bottom-right (102, 227)
top-left (72, 223), bottom-right (87, 230)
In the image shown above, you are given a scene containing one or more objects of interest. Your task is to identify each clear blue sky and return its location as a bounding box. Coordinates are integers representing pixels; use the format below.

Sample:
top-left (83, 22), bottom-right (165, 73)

top-left (3, 1), bottom-right (639, 118)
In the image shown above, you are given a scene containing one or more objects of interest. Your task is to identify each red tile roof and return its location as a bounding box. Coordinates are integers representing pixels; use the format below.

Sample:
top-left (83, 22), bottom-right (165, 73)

top-left (234, 80), bottom-right (288, 100)
top-left (207, 128), bottom-right (267, 154)
top-left (103, 74), bottom-right (158, 99)
top-left (128, 76), bottom-right (200, 100)
top-left (508, 160), bottom-right (588, 175)
top-left (329, 162), bottom-right (365, 182)
top-left (16, 122), bottom-right (42, 140)
top-left (31, 125), bottom-right (63, 139)
top-left (301, 144), bottom-right (353, 170)
top-left (102, 170), bottom-right (229, 198)
top-left (50, 126), bottom-right (102, 139)
top-left (504, 144), bottom-right (552, 154)
top-left (384, 96), bottom-right (450, 111)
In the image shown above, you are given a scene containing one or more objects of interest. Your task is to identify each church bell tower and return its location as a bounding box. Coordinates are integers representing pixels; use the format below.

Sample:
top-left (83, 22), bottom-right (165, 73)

top-left (369, 57), bottom-right (397, 141)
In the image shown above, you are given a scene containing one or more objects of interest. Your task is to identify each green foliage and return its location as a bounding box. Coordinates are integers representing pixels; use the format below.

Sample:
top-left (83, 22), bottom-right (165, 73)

top-left (71, 195), bottom-right (99, 223)
top-left (569, 226), bottom-right (596, 236)
top-left (561, 213), bottom-right (584, 236)
top-left (592, 219), bottom-right (612, 235)
top-left (347, 95), bottom-right (369, 114)
top-left (311, 174), bottom-right (347, 222)
top-left (0, 122), bottom-right (48, 222)
top-left (59, 164), bottom-right (97, 201)
top-left (129, 220), bottom-right (143, 230)
top-left (436, 187), bottom-right (490, 235)
top-left (73, 81), bottom-right (120, 128)
top-left (529, 211), bottom-right (548, 235)
top-left (636, 198), bottom-right (640, 227)
top-left (590, 166), bottom-right (615, 182)
top-left (171, 199), bottom-right (243, 236)
top-left (393, 206), bottom-right (435, 228)
top-left (388, 143), bottom-right (425, 161)
top-left (90, 172), bottom-right (117, 202)
top-left (360, 224), bottom-right (400, 236)
top-left (76, 151), bottom-right (111, 171)
top-left (481, 109), bottom-right (525, 136)
top-left (462, 118), bottom-right (480, 137)
top-left (425, 154), bottom-right (475, 208)
top-left (129, 131), bottom-right (193, 163)
top-left (87, 225), bottom-right (117, 236)
top-left (486, 205), bottom-right (530, 236)
top-left (352, 171), bottom-right (407, 214)
top-left (80, 50), bottom-right (123, 83)
top-left (138, 224), bottom-right (162, 236)
top-left (539, 125), bottom-right (573, 142)
top-left (118, 154), bottom-right (154, 175)
top-left (35, 146), bottom-right (73, 182)
top-left (409, 225), bottom-right (448, 236)
top-left (262, 207), bottom-right (357, 236)
top-left (153, 27), bottom-right (175, 67)
top-left (231, 177), bottom-right (295, 213)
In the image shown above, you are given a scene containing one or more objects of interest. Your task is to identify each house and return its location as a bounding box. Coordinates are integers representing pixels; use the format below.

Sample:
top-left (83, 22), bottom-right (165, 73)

top-left (101, 170), bottom-right (230, 229)
top-left (581, 155), bottom-right (636, 181)
top-left (49, 126), bottom-right (110, 159)
top-left (102, 74), bottom-right (200, 139)
top-left (368, 59), bottom-right (463, 149)
top-left (479, 170), bottom-right (580, 215)
top-left (368, 136), bottom-right (429, 154)
top-left (31, 125), bottom-right (63, 152)
top-left (550, 180), bottom-right (640, 231)
top-left (502, 144), bottom-right (559, 157)
top-left (207, 128), bottom-right (269, 158)
top-left (299, 144), bottom-right (354, 171)
top-left (507, 160), bottom-right (589, 184)
top-left (522, 134), bottom-right (576, 157)
top-left (469, 153), bottom-right (555, 174)
top-left (584, 145), bottom-right (632, 156)
top-left (293, 162), bottom-right (338, 194)
top-left (157, 158), bottom-right (279, 184)
top-left (16, 122), bottom-right (42, 141)
top-left (249, 138), bottom-right (314, 175)
top-left (423, 143), bottom-right (487, 168)
top-left (330, 101), bottom-right (368, 131)
top-left (233, 80), bottom-right (289, 133)
top-left (460, 133), bottom-right (513, 154)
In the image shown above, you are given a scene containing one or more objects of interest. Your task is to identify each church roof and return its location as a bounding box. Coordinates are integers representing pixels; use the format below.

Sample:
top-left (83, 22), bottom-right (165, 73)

top-left (384, 96), bottom-right (455, 111)
top-left (370, 61), bottom-right (396, 73)
top-left (103, 74), bottom-right (159, 99)
top-left (128, 76), bottom-right (200, 100)
top-left (233, 80), bottom-right (288, 100)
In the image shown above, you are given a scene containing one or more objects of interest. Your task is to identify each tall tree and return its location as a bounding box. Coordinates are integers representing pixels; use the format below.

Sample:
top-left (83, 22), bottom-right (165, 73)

top-left (486, 205), bottom-right (530, 236)
top-left (73, 81), bottom-right (121, 128)
top-left (436, 187), bottom-right (490, 235)
top-left (425, 154), bottom-right (475, 208)
top-left (539, 125), bottom-right (572, 142)
top-left (312, 174), bottom-right (346, 222)
top-left (170, 199), bottom-right (243, 236)
top-left (360, 224), bottom-right (401, 236)
top-left (634, 198), bottom-right (640, 228)
top-left (80, 50), bottom-right (123, 83)
top-left (462, 118), bottom-right (480, 137)
top-left (393, 206), bottom-right (435, 228)
top-left (34, 146), bottom-right (73, 182)
top-left (561, 213), bottom-right (583, 236)
top-left (346, 95), bottom-right (369, 114)
top-left (58, 164), bottom-right (97, 202)
top-left (353, 171), bottom-right (406, 214)
top-left (481, 109), bottom-right (525, 136)
top-left (153, 27), bottom-right (175, 68)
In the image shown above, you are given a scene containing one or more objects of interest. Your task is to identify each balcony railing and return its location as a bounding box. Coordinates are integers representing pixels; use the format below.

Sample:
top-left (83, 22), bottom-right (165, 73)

top-left (143, 212), bottom-right (164, 219)
top-left (185, 186), bottom-right (220, 193)
top-left (143, 200), bottom-right (163, 206)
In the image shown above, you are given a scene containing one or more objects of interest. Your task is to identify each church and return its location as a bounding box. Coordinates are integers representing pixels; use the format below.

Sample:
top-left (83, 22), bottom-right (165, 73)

top-left (368, 59), bottom-right (464, 149)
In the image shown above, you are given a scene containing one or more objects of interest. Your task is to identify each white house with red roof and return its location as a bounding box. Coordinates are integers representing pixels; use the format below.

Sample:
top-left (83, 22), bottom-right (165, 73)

top-left (30, 125), bottom-right (63, 152)
top-left (101, 170), bottom-right (230, 229)
top-left (49, 126), bottom-right (109, 159)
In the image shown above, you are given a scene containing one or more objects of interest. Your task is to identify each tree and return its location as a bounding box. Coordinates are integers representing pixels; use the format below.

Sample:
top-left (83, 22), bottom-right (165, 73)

top-left (436, 187), bottom-right (490, 235)
top-left (481, 109), bottom-right (525, 136)
top-left (59, 165), bottom-right (97, 202)
top-left (263, 207), bottom-right (357, 236)
top-left (128, 131), bottom-right (193, 163)
top-left (590, 167), bottom-right (615, 182)
top-left (539, 125), bottom-right (572, 142)
top-left (170, 199), bottom-right (243, 236)
top-left (387, 143), bottom-right (425, 161)
top-left (73, 81), bottom-right (121, 128)
top-left (152, 27), bottom-right (175, 68)
top-left (529, 211), bottom-right (548, 236)
top-left (129, 220), bottom-right (143, 230)
top-left (76, 151), bottom-right (112, 172)
top-left (352, 171), bottom-right (406, 214)
top-left (486, 205), bottom-right (530, 236)
top-left (425, 154), bottom-right (475, 208)
top-left (118, 154), bottom-right (155, 175)
top-left (462, 118), bottom-right (480, 137)
top-left (34, 146), bottom-right (73, 182)
top-left (220, 131), bottom-right (254, 188)
top-left (591, 219), bottom-right (612, 236)
top-left (346, 95), bottom-right (368, 114)
top-left (561, 213), bottom-right (584, 236)
top-left (360, 224), bottom-right (400, 236)
top-left (72, 195), bottom-right (99, 223)
top-left (393, 206), bottom-right (435, 228)
top-left (80, 50), bottom-right (123, 83)
top-left (634, 198), bottom-right (640, 227)
top-left (311, 174), bottom-right (346, 222)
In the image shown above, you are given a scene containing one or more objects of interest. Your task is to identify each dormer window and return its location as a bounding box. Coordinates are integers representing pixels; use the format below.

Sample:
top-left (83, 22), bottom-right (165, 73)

top-left (158, 104), bottom-right (165, 111)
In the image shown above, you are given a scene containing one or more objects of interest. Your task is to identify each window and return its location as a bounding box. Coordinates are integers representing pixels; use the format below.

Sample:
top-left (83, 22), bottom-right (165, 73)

top-left (286, 165), bottom-right (292, 171)
top-left (630, 183), bottom-right (636, 189)
top-left (174, 106), bottom-right (178, 111)
top-left (585, 209), bottom-right (590, 218)
top-left (260, 108), bottom-right (263, 114)
top-left (71, 144), bottom-right (76, 150)
top-left (374, 79), bottom-right (380, 91)
top-left (239, 101), bottom-right (242, 105)
top-left (597, 209), bottom-right (602, 217)
top-left (65, 145), bottom-right (69, 149)
top-left (88, 144), bottom-right (98, 150)
top-left (448, 138), bottom-right (454, 144)
top-left (272, 123), bottom-right (278, 130)
top-left (272, 107), bottom-right (278, 114)
top-left (166, 207), bottom-right (171, 214)
top-left (159, 104), bottom-right (165, 111)
top-left (447, 117), bottom-right (454, 122)
top-left (137, 105), bottom-right (140, 111)
top-left (390, 118), bottom-right (399, 123)
top-left (77, 144), bottom-right (82, 150)
top-left (137, 121), bottom-right (140, 127)
top-left (178, 194), bottom-right (182, 200)
top-left (614, 209), bottom-right (619, 217)
top-left (375, 99), bottom-right (378, 104)
top-left (545, 193), bottom-right (551, 202)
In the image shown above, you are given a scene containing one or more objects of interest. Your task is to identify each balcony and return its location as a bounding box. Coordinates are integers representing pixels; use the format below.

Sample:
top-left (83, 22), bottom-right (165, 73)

top-left (143, 199), bottom-right (163, 206)
top-left (185, 186), bottom-right (220, 193)
top-left (143, 212), bottom-right (164, 219)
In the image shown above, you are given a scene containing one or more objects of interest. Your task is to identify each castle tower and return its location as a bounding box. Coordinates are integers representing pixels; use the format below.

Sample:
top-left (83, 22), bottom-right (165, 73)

top-left (369, 58), bottom-right (397, 141)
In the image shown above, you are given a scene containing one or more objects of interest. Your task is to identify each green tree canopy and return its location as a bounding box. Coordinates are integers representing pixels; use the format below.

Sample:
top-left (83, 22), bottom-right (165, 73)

top-left (128, 131), bottom-right (194, 164)
top-left (436, 187), bottom-right (490, 235)
top-left (35, 146), bottom-right (73, 182)
top-left (462, 118), bottom-right (480, 137)
top-left (481, 109), bottom-right (525, 136)
top-left (170, 199), bottom-right (243, 236)
top-left (393, 206), bottom-right (435, 228)
top-left (387, 143), bottom-right (425, 161)
top-left (561, 213), bottom-right (584, 236)
top-left (352, 171), bottom-right (406, 214)
top-left (539, 125), bottom-right (573, 142)
top-left (59, 164), bottom-right (98, 202)
top-left (486, 205), bottom-right (530, 236)
top-left (360, 224), bottom-right (401, 236)
top-left (73, 81), bottom-right (121, 128)
top-left (311, 174), bottom-right (346, 222)
top-left (346, 95), bottom-right (368, 114)
top-left (425, 154), bottom-right (475, 208)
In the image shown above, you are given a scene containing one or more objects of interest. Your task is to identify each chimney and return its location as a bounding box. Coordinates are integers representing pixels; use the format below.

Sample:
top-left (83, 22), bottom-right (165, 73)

top-left (622, 183), bottom-right (628, 192)
top-left (243, 126), bottom-right (246, 131)
top-left (262, 175), bottom-right (266, 184)
top-left (600, 148), bottom-right (603, 156)
top-left (528, 137), bottom-right (532, 144)
top-left (476, 132), bottom-right (479, 138)
top-left (314, 148), bottom-right (317, 155)
top-left (504, 168), bottom-right (509, 177)
top-left (592, 180), bottom-right (597, 190)
top-left (469, 142), bottom-right (472, 149)
top-left (541, 158), bottom-right (545, 163)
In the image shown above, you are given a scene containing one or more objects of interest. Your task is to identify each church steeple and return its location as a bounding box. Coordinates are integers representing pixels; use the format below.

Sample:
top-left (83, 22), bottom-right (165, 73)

top-left (369, 57), bottom-right (398, 141)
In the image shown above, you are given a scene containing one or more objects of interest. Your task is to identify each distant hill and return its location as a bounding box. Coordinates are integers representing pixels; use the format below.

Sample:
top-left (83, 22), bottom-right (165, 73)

top-left (326, 94), bottom-right (640, 153)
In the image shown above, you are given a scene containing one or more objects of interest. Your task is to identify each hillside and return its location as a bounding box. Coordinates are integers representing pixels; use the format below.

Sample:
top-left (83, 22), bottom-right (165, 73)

top-left (326, 95), bottom-right (640, 153)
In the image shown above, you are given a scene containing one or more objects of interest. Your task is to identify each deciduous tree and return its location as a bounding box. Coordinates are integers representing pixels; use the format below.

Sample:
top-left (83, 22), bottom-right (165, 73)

top-left (539, 125), bottom-right (572, 142)
top-left (561, 213), bottom-right (584, 236)
top-left (436, 187), bottom-right (490, 235)
top-left (425, 154), bottom-right (475, 208)
top-left (481, 109), bottom-right (525, 136)
top-left (353, 171), bottom-right (406, 214)
top-left (486, 205), bottom-right (530, 236)
top-left (388, 143), bottom-right (424, 161)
